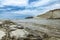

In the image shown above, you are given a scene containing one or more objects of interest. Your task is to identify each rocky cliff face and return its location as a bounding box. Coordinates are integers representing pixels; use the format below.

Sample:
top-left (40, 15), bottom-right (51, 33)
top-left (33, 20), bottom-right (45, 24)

top-left (37, 9), bottom-right (60, 19)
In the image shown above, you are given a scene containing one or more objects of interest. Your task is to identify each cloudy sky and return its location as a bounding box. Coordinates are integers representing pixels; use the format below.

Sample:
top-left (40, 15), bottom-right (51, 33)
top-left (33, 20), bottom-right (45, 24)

top-left (0, 0), bottom-right (60, 19)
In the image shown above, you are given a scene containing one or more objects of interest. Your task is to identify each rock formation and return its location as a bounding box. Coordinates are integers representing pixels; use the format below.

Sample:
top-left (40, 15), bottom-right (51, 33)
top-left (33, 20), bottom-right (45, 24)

top-left (37, 9), bottom-right (60, 19)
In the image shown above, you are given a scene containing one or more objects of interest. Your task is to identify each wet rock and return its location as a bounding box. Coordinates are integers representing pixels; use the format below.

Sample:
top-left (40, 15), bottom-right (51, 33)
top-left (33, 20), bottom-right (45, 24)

top-left (43, 33), bottom-right (49, 38)
top-left (48, 37), bottom-right (59, 40)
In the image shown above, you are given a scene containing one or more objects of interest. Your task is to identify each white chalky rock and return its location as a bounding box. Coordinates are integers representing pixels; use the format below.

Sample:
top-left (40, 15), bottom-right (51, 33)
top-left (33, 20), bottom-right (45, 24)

top-left (0, 30), bottom-right (6, 39)
top-left (10, 29), bottom-right (29, 38)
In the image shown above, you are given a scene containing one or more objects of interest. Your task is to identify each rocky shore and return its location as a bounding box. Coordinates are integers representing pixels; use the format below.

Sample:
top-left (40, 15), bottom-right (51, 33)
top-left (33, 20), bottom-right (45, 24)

top-left (0, 19), bottom-right (60, 40)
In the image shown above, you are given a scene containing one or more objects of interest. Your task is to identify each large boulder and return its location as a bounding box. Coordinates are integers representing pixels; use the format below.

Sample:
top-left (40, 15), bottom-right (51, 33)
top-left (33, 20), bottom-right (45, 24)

top-left (10, 29), bottom-right (29, 38)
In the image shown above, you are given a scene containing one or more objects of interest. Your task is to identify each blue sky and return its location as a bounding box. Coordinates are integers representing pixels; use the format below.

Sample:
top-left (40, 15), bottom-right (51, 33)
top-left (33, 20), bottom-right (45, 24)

top-left (0, 0), bottom-right (60, 19)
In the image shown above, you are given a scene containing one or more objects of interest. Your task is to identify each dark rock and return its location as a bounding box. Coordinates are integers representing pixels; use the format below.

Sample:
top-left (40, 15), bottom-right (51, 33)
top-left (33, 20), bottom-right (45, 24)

top-left (25, 16), bottom-right (33, 19)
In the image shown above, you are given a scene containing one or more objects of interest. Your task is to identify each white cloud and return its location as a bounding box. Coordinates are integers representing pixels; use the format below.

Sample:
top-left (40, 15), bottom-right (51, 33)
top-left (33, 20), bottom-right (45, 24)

top-left (0, 0), bottom-right (60, 17)
top-left (1, 0), bottom-right (28, 6)
top-left (29, 0), bottom-right (60, 7)
top-left (29, 0), bottom-right (50, 7)
top-left (37, 3), bottom-right (60, 15)
top-left (44, 3), bottom-right (60, 11)
top-left (49, 4), bottom-right (60, 9)
top-left (6, 10), bottom-right (40, 16)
